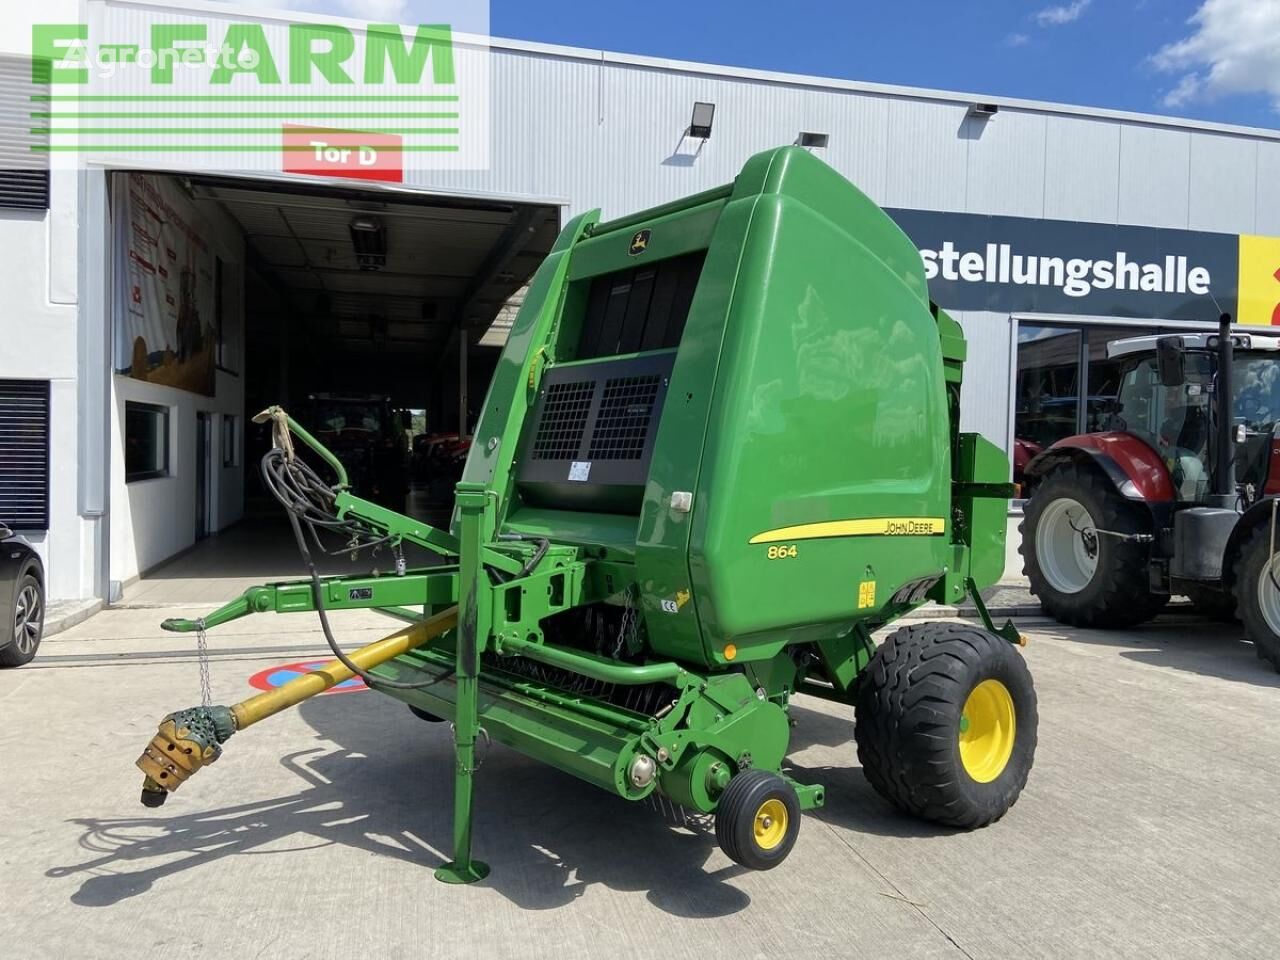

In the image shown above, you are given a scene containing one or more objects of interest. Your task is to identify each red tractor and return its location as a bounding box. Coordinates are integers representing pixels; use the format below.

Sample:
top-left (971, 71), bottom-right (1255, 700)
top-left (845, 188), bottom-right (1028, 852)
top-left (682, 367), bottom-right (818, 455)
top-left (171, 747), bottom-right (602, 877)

top-left (1021, 315), bottom-right (1280, 670)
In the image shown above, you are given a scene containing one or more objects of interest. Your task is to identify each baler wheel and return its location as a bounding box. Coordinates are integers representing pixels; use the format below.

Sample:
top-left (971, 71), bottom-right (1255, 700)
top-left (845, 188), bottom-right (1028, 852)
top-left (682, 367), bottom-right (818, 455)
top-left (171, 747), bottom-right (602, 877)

top-left (714, 769), bottom-right (801, 870)
top-left (855, 622), bottom-right (1037, 829)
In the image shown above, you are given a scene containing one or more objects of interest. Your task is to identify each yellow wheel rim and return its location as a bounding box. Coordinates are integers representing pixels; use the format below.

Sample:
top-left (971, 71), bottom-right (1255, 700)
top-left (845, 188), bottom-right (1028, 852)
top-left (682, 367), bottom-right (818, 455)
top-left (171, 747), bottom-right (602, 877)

top-left (753, 798), bottom-right (788, 851)
top-left (958, 679), bottom-right (1016, 783)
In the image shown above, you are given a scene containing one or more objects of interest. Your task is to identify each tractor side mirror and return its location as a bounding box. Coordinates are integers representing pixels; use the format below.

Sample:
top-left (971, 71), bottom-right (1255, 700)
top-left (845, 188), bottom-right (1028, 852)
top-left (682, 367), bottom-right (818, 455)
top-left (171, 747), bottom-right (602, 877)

top-left (1157, 336), bottom-right (1186, 387)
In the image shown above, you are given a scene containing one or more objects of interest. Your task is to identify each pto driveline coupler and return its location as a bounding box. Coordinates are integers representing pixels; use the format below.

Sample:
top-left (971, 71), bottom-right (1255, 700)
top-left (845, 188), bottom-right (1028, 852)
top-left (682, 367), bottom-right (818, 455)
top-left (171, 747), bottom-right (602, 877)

top-left (135, 705), bottom-right (237, 806)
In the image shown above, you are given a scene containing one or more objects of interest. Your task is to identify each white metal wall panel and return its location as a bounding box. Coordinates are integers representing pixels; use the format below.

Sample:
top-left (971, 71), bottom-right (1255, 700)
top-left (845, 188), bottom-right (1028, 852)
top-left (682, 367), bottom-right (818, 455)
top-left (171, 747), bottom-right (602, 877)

top-left (1117, 125), bottom-right (1191, 229)
top-left (951, 310), bottom-right (1013, 452)
top-left (1255, 141), bottom-right (1280, 236)
top-left (883, 98), bottom-right (970, 211)
top-left (1043, 116), bottom-right (1121, 224)
top-left (1189, 134), bottom-right (1258, 233)
top-left (965, 110), bottom-right (1047, 218)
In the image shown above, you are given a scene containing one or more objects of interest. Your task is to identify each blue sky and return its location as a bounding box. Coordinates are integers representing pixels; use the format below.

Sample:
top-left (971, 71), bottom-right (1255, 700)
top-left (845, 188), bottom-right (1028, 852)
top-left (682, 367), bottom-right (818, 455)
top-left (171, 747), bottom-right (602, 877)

top-left (252, 0), bottom-right (1280, 129)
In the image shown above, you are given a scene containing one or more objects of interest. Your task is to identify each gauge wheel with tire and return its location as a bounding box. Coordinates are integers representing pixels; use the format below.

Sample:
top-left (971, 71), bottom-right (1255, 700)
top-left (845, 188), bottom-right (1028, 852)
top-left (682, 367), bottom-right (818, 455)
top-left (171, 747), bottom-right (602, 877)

top-left (1233, 525), bottom-right (1280, 672)
top-left (0, 570), bottom-right (44, 668)
top-left (1021, 463), bottom-right (1166, 627)
top-left (714, 769), bottom-right (801, 870)
top-left (855, 621), bottom-right (1037, 829)
top-left (1183, 583), bottom-right (1239, 623)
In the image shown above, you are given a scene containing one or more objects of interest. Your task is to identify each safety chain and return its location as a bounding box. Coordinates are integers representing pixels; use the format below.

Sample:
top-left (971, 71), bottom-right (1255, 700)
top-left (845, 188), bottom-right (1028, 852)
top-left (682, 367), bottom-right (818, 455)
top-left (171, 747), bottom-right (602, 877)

top-left (194, 618), bottom-right (212, 707)
top-left (613, 585), bottom-right (638, 660)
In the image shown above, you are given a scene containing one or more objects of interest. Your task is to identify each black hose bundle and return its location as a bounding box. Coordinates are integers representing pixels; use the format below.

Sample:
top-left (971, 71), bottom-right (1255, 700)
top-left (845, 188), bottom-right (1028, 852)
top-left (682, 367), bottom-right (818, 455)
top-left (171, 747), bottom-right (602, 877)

top-left (260, 447), bottom-right (443, 690)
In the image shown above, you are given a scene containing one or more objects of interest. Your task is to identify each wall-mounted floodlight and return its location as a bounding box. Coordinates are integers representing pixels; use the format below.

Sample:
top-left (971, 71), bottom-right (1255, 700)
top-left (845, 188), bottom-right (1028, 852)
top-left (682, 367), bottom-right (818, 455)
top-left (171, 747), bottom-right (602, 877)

top-left (690, 101), bottom-right (716, 140)
top-left (967, 103), bottom-right (999, 119)
top-left (798, 132), bottom-right (830, 149)
top-left (350, 216), bottom-right (387, 271)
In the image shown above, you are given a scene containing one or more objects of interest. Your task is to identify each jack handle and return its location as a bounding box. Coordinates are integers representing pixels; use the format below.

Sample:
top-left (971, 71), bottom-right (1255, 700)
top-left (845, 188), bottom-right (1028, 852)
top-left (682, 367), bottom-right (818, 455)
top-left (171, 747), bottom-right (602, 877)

top-left (252, 405), bottom-right (349, 489)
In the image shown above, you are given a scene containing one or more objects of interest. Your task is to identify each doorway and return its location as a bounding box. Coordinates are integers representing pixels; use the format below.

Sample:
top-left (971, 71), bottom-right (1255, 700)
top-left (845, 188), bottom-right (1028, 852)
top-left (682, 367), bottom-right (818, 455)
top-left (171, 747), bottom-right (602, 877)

top-left (196, 411), bottom-right (212, 540)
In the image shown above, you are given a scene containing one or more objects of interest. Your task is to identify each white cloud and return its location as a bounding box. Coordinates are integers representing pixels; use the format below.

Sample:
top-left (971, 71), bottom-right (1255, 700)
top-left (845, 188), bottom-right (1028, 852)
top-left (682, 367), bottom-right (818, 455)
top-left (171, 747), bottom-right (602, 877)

top-left (1162, 73), bottom-right (1202, 107)
top-left (1035, 0), bottom-right (1092, 27)
top-left (1007, 32), bottom-right (1031, 47)
top-left (1152, 0), bottom-right (1280, 111)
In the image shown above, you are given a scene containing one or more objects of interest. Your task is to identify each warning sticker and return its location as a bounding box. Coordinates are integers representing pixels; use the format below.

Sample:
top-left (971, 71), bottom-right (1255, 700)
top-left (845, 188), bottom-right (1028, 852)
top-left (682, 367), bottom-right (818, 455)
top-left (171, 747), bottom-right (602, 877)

top-left (569, 461), bottom-right (591, 482)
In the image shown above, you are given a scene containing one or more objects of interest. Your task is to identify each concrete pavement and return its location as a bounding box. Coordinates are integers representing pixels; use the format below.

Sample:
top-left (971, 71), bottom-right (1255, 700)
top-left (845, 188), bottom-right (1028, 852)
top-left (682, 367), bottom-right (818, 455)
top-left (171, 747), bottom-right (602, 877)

top-left (2, 604), bottom-right (1279, 959)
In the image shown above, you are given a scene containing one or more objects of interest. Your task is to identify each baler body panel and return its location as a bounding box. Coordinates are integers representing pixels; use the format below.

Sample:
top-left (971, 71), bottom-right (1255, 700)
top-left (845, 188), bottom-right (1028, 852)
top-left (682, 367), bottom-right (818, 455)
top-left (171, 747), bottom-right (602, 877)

top-left (456, 146), bottom-right (1004, 669)
top-left (682, 152), bottom-right (953, 659)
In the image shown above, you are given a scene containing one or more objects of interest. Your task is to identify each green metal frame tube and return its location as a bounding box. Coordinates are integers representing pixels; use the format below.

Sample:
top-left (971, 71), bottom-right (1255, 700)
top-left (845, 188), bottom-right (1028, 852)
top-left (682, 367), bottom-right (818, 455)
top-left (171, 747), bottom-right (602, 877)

top-left (496, 635), bottom-right (690, 686)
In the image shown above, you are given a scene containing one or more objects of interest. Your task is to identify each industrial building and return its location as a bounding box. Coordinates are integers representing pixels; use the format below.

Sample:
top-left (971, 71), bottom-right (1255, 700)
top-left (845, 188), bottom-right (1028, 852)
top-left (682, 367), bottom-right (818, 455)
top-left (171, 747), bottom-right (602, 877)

top-left (2, 0), bottom-right (1279, 606)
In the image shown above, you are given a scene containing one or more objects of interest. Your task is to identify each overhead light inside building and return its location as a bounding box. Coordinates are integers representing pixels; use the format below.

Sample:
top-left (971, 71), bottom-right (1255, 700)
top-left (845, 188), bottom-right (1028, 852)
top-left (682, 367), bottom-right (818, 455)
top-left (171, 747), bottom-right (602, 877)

top-left (350, 216), bottom-right (387, 271)
top-left (690, 101), bottom-right (716, 140)
top-left (798, 132), bottom-right (830, 149)
top-left (968, 102), bottom-right (999, 119)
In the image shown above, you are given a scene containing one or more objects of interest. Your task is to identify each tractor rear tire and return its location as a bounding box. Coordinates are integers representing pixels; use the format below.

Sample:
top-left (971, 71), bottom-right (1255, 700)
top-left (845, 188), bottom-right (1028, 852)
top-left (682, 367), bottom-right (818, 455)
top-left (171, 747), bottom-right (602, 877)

top-left (1183, 584), bottom-right (1239, 623)
top-left (1021, 464), bottom-right (1166, 627)
top-left (855, 622), bottom-right (1037, 829)
top-left (1233, 525), bottom-right (1280, 672)
top-left (714, 769), bottom-right (801, 870)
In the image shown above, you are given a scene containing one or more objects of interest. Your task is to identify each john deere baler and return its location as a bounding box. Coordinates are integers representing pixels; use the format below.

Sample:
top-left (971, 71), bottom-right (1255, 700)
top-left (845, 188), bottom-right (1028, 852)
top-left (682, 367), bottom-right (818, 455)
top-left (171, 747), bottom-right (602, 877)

top-left (138, 145), bottom-right (1035, 883)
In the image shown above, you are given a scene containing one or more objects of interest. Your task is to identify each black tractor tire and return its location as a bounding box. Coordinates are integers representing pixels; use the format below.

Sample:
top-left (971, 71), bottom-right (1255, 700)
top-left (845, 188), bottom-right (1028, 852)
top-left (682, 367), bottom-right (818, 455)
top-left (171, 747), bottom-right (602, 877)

top-left (407, 705), bottom-right (447, 723)
top-left (1021, 463), bottom-right (1166, 628)
top-left (0, 570), bottom-right (43, 668)
top-left (1183, 584), bottom-right (1239, 623)
top-left (714, 769), bottom-right (801, 871)
top-left (1233, 525), bottom-right (1280, 672)
top-left (855, 622), bottom-right (1037, 829)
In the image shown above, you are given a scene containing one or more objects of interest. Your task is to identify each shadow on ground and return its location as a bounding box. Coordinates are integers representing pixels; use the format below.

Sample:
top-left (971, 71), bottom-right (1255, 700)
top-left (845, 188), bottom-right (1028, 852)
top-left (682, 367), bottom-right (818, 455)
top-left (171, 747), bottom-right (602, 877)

top-left (49, 693), bottom-right (801, 917)
top-left (1043, 615), bottom-right (1280, 688)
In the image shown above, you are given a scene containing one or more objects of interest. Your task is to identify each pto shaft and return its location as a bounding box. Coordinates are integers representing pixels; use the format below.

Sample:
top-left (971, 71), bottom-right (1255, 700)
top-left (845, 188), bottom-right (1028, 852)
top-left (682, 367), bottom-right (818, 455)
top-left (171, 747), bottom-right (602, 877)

top-left (136, 606), bottom-right (458, 806)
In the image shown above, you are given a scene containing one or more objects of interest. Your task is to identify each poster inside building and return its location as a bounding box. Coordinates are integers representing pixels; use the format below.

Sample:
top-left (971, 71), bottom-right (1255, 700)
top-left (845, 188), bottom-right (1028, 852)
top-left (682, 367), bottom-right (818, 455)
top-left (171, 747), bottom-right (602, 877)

top-left (114, 172), bottom-right (217, 396)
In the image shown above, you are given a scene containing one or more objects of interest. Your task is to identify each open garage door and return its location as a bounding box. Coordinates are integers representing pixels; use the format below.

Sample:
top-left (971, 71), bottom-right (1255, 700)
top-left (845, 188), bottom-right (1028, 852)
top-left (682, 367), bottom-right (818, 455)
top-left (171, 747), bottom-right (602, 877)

top-left (113, 171), bottom-right (560, 603)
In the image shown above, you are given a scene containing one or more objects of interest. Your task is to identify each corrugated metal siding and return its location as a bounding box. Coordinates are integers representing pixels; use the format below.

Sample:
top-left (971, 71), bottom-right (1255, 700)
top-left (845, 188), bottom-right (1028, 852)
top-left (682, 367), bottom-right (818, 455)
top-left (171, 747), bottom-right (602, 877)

top-left (1043, 116), bottom-right (1121, 223)
top-left (0, 379), bottom-right (50, 530)
top-left (1257, 141), bottom-right (1280, 236)
top-left (1118, 125), bottom-right (1191, 229)
top-left (883, 99), bottom-right (970, 211)
top-left (0, 55), bottom-right (48, 209)
top-left (950, 311), bottom-right (1013, 449)
top-left (965, 110), bottom-right (1047, 218)
top-left (1189, 134), bottom-right (1257, 233)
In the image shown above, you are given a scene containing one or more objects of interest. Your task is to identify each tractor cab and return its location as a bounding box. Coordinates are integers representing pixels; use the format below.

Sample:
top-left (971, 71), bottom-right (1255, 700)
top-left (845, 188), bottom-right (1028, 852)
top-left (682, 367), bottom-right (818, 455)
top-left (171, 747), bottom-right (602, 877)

top-left (1022, 318), bottom-right (1280, 673)
top-left (1108, 333), bottom-right (1280, 502)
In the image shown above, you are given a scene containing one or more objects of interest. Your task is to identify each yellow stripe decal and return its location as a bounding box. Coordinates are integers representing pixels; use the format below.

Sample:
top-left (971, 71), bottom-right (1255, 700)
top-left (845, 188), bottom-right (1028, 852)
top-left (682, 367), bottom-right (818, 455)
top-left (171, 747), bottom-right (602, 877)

top-left (748, 517), bottom-right (946, 545)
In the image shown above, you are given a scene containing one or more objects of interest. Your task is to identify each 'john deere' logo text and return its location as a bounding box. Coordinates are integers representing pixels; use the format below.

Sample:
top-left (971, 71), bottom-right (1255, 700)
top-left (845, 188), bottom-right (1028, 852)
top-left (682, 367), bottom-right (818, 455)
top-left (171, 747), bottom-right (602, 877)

top-left (629, 229), bottom-right (651, 256)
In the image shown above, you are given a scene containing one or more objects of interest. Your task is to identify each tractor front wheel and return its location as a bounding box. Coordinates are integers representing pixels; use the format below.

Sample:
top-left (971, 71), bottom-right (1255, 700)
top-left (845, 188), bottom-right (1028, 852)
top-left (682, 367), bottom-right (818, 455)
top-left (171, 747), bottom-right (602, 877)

top-left (855, 622), bottom-right (1037, 829)
top-left (714, 769), bottom-right (801, 870)
top-left (1022, 464), bottom-right (1165, 627)
top-left (1233, 525), bottom-right (1280, 672)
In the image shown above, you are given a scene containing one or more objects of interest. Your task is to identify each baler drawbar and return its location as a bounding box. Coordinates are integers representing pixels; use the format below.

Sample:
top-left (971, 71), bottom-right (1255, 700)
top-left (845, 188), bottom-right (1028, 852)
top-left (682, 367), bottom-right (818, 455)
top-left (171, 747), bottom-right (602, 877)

top-left (137, 146), bottom-right (1036, 882)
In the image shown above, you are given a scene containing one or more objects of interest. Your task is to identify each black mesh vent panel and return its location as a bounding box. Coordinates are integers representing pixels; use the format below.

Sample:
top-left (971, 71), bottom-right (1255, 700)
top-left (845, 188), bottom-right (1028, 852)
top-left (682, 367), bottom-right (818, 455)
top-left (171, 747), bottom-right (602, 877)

top-left (587, 375), bottom-right (661, 460)
top-left (530, 380), bottom-right (594, 460)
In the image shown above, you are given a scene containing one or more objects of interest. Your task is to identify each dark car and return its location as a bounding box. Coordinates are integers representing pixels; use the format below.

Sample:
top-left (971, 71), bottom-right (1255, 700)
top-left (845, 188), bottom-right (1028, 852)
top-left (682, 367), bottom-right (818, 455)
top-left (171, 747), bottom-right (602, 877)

top-left (0, 522), bottom-right (44, 668)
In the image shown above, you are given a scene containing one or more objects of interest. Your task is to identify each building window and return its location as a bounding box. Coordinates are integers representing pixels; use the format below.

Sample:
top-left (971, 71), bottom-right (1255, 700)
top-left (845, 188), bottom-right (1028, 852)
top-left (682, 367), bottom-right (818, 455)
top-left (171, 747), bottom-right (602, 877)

top-left (1013, 320), bottom-right (1209, 491)
top-left (125, 402), bottom-right (170, 481)
top-left (222, 414), bottom-right (238, 467)
top-left (0, 379), bottom-right (50, 530)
